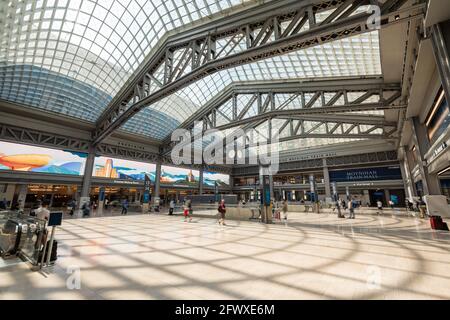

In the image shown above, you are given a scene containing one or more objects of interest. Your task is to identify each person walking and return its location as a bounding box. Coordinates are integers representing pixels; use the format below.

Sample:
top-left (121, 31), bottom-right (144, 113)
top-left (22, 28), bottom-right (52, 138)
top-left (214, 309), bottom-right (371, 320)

top-left (121, 198), bottom-right (129, 215)
top-left (282, 200), bottom-right (288, 221)
top-left (348, 198), bottom-right (355, 219)
top-left (388, 199), bottom-right (394, 209)
top-left (67, 199), bottom-right (76, 216)
top-left (218, 199), bottom-right (226, 225)
top-left (35, 202), bottom-right (50, 221)
top-left (187, 199), bottom-right (193, 216)
top-left (377, 200), bottom-right (383, 215)
top-left (169, 199), bottom-right (175, 215)
top-left (183, 204), bottom-right (192, 222)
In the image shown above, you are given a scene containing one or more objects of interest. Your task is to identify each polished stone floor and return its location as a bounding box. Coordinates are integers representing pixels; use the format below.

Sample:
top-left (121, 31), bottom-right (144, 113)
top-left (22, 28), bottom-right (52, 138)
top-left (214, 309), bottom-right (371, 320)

top-left (1, 211), bottom-right (450, 300)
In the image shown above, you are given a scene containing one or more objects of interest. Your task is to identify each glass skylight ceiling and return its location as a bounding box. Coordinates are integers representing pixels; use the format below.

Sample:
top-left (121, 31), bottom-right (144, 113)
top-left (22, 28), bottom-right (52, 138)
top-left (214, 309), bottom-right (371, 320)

top-left (0, 0), bottom-right (255, 120)
top-left (123, 31), bottom-right (382, 139)
top-left (0, 0), bottom-right (383, 145)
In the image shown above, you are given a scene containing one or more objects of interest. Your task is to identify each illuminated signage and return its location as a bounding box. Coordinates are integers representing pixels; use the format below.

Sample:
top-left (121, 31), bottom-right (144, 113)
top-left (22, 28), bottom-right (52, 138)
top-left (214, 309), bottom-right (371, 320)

top-left (330, 167), bottom-right (402, 182)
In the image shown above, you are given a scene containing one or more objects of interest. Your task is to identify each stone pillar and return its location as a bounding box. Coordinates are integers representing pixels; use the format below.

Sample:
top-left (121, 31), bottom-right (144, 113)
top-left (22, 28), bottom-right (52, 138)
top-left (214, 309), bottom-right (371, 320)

top-left (410, 117), bottom-right (441, 195)
top-left (154, 162), bottom-right (161, 205)
top-left (17, 184), bottom-right (28, 210)
top-left (49, 192), bottom-right (55, 208)
top-left (431, 21), bottom-right (450, 105)
top-left (199, 167), bottom-right (204, 195)
top-left (97, 186), bottom-right (105, 215)
top-left (79, 148), bottom-right (96, 214)
top-left (269, 174), bottom-right (274, 202)
top-left (384, 189), bottom-right (390, 206)
top-left (309, 174), bottom-right (319, 213)
top-left (322, 158), bottom-right (332, 203)
top-left (331, 182), bottom-right (337, 200)
top-left (229, 175), bottom-right (234, 193)
top-left (399, 150), bottom-right (416, 201)
top-left (345, 186), bottom-right (350, 200)
top-left (1, 184), bottom-right (16, 209)
top-left (363, 190), bottom-right (370, 206)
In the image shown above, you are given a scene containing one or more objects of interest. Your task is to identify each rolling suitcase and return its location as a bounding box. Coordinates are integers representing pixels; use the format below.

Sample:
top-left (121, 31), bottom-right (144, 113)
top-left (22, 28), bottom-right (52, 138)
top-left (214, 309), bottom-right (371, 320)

top-left (430, 216), bottom-right (448, 230)
top-left (430, 216), bottom-right (438, 229)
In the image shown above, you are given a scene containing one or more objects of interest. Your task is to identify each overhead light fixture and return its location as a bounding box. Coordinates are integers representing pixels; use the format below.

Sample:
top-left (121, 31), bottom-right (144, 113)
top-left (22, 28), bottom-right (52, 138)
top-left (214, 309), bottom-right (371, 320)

top-left (438, 166), bottom-right (450, 176)
top-left (426, 89), bottom-right (445, 126)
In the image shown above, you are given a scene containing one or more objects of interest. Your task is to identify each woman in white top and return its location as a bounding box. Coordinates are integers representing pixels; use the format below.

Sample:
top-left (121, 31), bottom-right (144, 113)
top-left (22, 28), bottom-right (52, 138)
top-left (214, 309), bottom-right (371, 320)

top-left (36, 203), bottom-right (50, 221)
top-left (169, 199), bottom-right (175, 215)
top-left (377, 200), bottom-right (383, 215)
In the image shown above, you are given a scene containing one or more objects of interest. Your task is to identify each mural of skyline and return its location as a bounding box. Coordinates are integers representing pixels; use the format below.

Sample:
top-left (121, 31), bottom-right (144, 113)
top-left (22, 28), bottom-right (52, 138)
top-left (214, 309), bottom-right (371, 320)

top-left (94, 157), bottom-right (229, 186)
top-left (94, 156), bottom-right (156, 180)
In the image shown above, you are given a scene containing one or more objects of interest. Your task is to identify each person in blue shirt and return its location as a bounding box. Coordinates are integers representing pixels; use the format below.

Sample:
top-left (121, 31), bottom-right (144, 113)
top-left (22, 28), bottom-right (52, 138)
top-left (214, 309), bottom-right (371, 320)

top-left (121, 198), bottom-right (129, 215)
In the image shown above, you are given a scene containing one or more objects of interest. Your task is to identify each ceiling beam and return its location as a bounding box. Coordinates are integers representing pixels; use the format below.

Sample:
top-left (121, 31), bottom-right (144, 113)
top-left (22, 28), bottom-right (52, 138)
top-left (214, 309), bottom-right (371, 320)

top-left (92, 0), bottom-right (424, 145)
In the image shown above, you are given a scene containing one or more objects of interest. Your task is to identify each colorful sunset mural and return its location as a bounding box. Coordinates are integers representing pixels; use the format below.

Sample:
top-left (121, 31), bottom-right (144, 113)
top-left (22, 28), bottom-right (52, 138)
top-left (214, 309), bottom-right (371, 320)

top-left (0, 141), bottom-right (87, 175)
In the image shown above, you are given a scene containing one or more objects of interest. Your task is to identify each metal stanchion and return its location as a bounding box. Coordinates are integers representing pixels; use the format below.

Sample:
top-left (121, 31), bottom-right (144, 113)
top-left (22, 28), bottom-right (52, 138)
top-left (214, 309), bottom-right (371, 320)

top-left (39, 227), bottom-right (48, 269)
top-left (45, 226), bottom-right (56, 266)
top-left (39, 212), bottom-right (62, 270)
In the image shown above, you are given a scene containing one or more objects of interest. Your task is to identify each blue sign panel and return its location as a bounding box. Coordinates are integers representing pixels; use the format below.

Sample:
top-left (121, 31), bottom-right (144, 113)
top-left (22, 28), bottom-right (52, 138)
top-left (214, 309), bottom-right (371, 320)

top-left (99, 187), bottom-right (105, 201)
top-left (143, 174), bottom-right (151, 204)
top-left (329, 167), bottom-right (402, 182)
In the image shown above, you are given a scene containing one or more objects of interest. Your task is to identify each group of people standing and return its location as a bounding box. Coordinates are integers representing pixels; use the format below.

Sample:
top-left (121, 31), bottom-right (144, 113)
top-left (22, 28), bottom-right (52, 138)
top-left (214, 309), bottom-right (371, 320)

top-left (333, 198), bottom-right (358, 219)
top-left (167, 197), bottom-right (228, 226)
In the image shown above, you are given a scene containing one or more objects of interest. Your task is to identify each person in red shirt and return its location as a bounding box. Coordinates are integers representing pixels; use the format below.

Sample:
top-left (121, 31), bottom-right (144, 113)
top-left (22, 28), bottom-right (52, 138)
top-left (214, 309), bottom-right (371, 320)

top-left (218, 199), bottom-right (226, 225)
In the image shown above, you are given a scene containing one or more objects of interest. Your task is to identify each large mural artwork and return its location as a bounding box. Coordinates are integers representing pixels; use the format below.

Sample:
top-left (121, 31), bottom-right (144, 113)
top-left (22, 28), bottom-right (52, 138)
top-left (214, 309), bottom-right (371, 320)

top-left (93, 157), bottom-right (156, 180)
top-left (92, 158), bottom-right (230, 188)
top-left (160, 165), bottom-right (199, 187)
top-left (203, 171), bottom-right (230, 187)
top-left (0, 143), bottom-right (230, 187)
top-left (0, 141), bottom-right (87, 175)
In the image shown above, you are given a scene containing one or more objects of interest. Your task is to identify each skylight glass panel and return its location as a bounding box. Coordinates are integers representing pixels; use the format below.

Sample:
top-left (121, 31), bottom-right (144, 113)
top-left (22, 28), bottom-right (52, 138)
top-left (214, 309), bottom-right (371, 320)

top-left (0, 0), bottom-right (254, 121)
top-left (122, 31), bottom-right (382, 139)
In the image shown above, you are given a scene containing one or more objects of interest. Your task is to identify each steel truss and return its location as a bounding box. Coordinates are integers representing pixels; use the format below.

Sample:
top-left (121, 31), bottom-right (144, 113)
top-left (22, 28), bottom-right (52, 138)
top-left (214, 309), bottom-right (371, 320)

top-left (92, 0), bottom-right (424, 145)
top-left (162, 78), bottom-right (402, 154)
top-left (0, 123), bottom-right (90, 152)
top-left (231, 150), bottom-right (398, 176)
